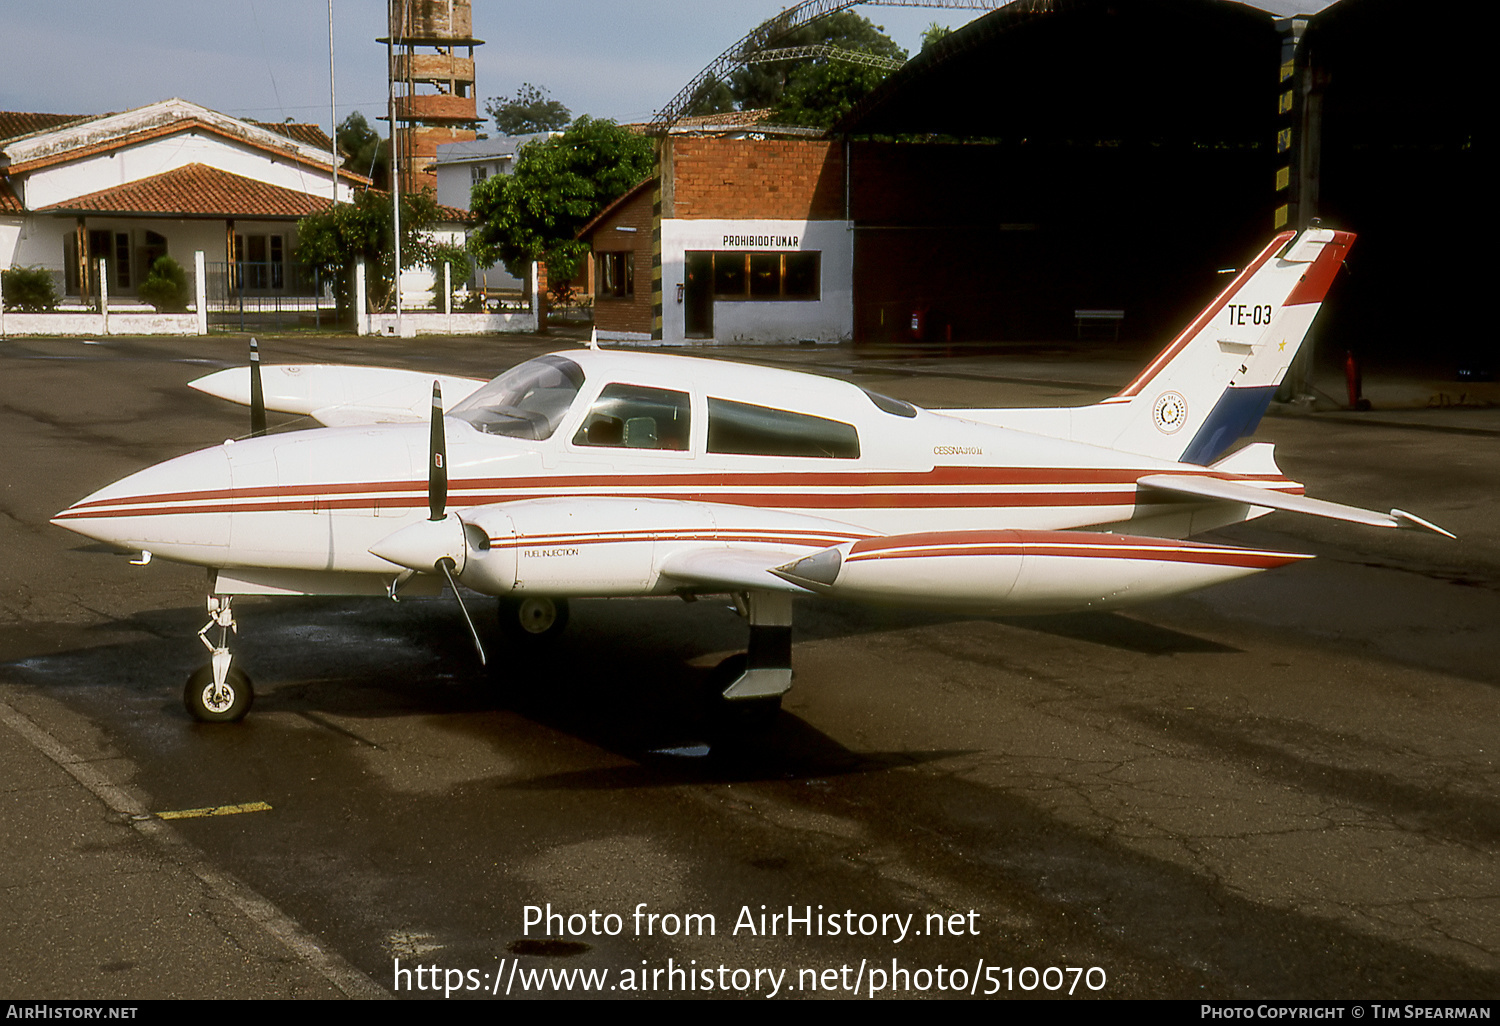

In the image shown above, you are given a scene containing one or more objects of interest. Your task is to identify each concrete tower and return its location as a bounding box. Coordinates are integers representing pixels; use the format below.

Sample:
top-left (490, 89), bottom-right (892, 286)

top-left (383, 0), bottom-right (484, 193)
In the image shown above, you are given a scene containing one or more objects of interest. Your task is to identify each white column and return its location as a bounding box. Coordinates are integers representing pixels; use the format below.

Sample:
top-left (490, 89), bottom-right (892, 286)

top-left (443, 262), bottom-right (452, 316)
top-left (355, 260), bottom-right (368, 336)
top-left (98, 256), bottom-right (109, 335)
top-left (194, 251), bottom-right (208, 335)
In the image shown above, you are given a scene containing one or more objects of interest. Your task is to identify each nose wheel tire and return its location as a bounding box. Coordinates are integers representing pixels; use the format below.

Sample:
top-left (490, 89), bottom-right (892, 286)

top-left (184, 665), bottom-right (254, 723)
top-left (499, 596), bottom-right (569, 640)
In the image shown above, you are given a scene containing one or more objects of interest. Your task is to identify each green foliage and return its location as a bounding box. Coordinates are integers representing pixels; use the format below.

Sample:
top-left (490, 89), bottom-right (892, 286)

top-left (921, 23), bottom-right (952, 52)
top-left (337, 111), bottom-right (389, 190)
top-left (137, 255), bottom-right (191, 312)
top-left (428, 242), bottom-right (474, 307)
top-left (1, 265), bottom-right (59, 312)
top-left (469, 116), bottom-right (654, 284)
top-left (296, 189), bottom-right (441, 317)
top-left (688, 10), bottom-right (905, 122)
top-left (485, 83), bottom-right (571, 135)
top-left (774, 60), bottom-right (895, 130)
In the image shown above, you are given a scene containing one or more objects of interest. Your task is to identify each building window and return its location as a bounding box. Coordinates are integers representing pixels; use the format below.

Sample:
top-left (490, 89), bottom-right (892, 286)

top-left (709, 251), bottom-right (819, 301)
top-left (471, 164), bottom-right (488, 184)
top-left (233, 233), bottom-right (285, 291)
top-left (599, 252), bottom-right (634, 298)
top-left (64, 230), bottom-right (132, 295)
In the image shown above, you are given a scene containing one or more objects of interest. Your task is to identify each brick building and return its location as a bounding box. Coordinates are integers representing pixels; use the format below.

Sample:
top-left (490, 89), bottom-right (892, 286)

top-left (582, 137), bottom-right (852, 345)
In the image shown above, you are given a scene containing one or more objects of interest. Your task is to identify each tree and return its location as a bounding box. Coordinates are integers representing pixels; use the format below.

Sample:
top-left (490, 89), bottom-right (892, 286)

top-left (485, 83), bottom-right (571, 135)
top-left (698, 10), bottom-right (905, 123)
top-left (295, 189), bottom-right (441, 319)
top-left (468, 116), bottom-right (654, 286)
top-left (337, 111), bottom-right (389, 190)
top-left (921, 23), bottom-right (952, 52)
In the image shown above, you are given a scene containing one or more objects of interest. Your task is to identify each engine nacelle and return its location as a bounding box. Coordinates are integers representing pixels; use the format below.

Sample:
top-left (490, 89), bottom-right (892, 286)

top-left (775, 529), bottom-right (1310, 614)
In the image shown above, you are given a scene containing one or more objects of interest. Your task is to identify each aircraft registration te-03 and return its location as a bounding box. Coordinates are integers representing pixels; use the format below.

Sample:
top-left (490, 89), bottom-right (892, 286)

top-left (52, 225), bottom-right (1452, 726)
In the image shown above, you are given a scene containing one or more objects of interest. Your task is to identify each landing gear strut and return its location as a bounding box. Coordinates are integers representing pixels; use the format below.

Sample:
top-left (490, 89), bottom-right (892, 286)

top-left (708, 591), bottom-right (793, 734)
top-left (185, 594), bottom-right (253, 722)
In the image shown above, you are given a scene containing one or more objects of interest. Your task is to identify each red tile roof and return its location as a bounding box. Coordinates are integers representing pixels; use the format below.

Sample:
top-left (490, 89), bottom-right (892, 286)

top-left (250, 121), bottom-right (337, 153)
top-left (38, 163), bottom-right (335, 219)
top-left (0, 111), bottom-right (92, 145)
top-left (0, 176), bottom-right (21, 214)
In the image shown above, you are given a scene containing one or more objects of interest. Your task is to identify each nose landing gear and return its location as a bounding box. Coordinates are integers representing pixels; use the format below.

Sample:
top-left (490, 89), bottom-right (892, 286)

top-left (185, 595), bottom-right (253, 722)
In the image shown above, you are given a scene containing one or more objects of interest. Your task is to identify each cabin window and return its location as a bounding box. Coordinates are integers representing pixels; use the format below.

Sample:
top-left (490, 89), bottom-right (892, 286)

top-left (449, 355), bottom-right (585, 440)
top-left (707, 398), bottom-right (859, 459)
top-left (573, 384), bottom-right (689, 451)
top-left (710, 251), bottom-right (819, 301)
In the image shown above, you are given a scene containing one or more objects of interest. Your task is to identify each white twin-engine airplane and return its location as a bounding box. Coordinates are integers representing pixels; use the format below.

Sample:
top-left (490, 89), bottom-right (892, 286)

top-left (54, 226), bottom-right (1451, 725)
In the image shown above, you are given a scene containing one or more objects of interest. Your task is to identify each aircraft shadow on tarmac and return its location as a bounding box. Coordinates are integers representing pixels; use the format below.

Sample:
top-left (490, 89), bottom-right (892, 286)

top-left (9, 589), bottom-right (1229, 781)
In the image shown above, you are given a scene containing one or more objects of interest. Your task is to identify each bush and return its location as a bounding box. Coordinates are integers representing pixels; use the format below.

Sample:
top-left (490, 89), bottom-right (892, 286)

top-left (1, 266), bottom-right (60, 311)
top-left (137, 255), bottom-right (191, 312)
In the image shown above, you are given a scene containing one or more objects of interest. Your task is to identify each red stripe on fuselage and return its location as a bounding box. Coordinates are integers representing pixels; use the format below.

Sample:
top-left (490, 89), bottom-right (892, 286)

top-left (55, 468), bottom-right (1303, 521)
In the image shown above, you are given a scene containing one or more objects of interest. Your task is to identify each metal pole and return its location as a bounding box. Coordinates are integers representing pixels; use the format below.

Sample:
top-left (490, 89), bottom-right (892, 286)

top-left (388, 0), bottom-right (403, 335)
top-left (328, 0), bottom-right (339, 207)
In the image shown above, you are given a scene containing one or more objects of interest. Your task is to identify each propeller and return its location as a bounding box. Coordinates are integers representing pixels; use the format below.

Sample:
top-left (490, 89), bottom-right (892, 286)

top-left (368, 380), bottom-right (486, 666)
top-left (428, 381), bottom-right (484, 666)
top-left (249, 337), bottom-right (267, 438)
top-left (429, 380), bottom-right (446, 520)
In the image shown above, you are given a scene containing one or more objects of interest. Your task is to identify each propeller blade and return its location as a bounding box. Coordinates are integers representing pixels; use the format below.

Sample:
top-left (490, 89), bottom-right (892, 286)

top-left (428, 380), bottom-right (447, 521)
top-left (249, 337), bottom-right (267, 437)
top-left (436, 557), bottom-right (486, 666)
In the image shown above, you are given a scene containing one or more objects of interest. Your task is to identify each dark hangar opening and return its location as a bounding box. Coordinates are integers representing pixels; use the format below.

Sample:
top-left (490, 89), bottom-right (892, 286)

top-left (833, 0), bottom-right (1482, 370)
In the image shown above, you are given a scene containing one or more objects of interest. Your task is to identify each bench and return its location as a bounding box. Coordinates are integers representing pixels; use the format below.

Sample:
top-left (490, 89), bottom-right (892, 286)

top-left (1074, 308), bottom-right (1124, 341)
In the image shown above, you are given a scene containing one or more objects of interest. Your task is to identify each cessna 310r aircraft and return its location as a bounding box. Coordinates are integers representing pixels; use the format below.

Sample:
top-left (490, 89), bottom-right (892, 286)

top-left (53, 225), bottom-right (1451, 724)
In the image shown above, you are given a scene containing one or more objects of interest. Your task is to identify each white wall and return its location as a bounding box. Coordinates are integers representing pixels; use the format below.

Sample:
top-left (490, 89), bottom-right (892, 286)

top-left (8, 216), bottom-right (293, 297)
top-left (658, 218), bottom-right (853, 345)
top-left (20, 133), bottom-right (348, 211)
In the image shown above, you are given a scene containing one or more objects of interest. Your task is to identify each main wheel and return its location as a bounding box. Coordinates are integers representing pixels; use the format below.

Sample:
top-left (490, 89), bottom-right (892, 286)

top-left (184, 664), bottom-right (254, 723)
top-left (498, 596), bottom-right (569, 640)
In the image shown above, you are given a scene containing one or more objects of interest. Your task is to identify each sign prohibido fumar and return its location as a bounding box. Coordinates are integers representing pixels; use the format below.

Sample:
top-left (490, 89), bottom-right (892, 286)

top-left (722, 234), bottom-right (801, 248)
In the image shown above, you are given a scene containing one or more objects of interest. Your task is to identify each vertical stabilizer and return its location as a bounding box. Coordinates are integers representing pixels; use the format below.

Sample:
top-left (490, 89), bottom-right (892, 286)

top-left (1085, 227), bottom-right (1355, 464)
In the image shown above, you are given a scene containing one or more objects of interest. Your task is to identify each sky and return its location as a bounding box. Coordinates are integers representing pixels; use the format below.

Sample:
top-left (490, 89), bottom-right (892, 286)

top-left (1, 1), bottom-right (1337, 135)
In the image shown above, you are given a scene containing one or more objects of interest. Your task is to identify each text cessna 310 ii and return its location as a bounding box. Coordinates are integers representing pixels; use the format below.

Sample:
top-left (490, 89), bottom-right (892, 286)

top-left (54, 225), bottom-right (1450, 725)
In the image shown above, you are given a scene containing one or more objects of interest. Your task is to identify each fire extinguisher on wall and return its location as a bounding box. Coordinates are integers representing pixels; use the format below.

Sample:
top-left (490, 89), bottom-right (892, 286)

top-left (910, 305), bottom-right (929, 342)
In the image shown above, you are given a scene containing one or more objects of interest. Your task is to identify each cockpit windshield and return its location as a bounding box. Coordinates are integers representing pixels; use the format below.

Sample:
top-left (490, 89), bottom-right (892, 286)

top-left (448, 355), bottom-right (586, 440)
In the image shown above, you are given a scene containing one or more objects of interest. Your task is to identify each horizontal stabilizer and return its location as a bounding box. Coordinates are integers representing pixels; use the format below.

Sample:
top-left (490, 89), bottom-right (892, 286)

top-left (1137, 474), bottom-right (1455, 537)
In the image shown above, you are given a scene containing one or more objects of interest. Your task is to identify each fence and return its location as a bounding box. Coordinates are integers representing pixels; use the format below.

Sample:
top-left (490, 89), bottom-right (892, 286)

top-left (204, 260), bottom-right (335, 332)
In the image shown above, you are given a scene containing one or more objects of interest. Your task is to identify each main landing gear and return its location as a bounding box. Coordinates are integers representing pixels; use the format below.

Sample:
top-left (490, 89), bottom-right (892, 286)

top-left (184, 594), bottom-right (253, 722)
top-left (498, 595), bottom-right (570, 641)
top-left (706, 591), bottom-right (794, 734)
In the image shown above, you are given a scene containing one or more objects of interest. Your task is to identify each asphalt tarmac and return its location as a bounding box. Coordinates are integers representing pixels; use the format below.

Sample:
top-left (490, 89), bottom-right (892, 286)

top-left (1, 331), bottom-right (1496, 1000)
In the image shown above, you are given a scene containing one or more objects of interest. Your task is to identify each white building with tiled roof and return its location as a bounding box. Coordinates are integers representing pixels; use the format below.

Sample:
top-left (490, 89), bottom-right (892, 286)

top-left (0, 98), bottom-right (361, 305)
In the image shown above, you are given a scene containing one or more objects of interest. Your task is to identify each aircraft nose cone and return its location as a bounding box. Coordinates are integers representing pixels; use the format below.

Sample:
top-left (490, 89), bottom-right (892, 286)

top-left (52, 445), bottom-right (234, 561)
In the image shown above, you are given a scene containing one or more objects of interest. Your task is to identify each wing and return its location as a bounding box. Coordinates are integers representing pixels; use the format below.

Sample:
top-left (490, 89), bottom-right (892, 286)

top-left (369, 496), bottom-right (873, 596)
top-left (190, 364), bottom-right (486, 426)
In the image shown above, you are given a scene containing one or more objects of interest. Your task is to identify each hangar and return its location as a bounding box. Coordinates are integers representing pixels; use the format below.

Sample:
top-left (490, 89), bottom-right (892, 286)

top-left (829, 0), bottom-right (1482, 362)
top-left (638, 0), bottom-right (1480, 369)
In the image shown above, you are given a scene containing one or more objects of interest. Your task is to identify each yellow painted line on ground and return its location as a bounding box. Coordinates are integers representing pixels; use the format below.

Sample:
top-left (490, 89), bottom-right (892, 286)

top-left (157, 801), bottom-right (273, 820)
